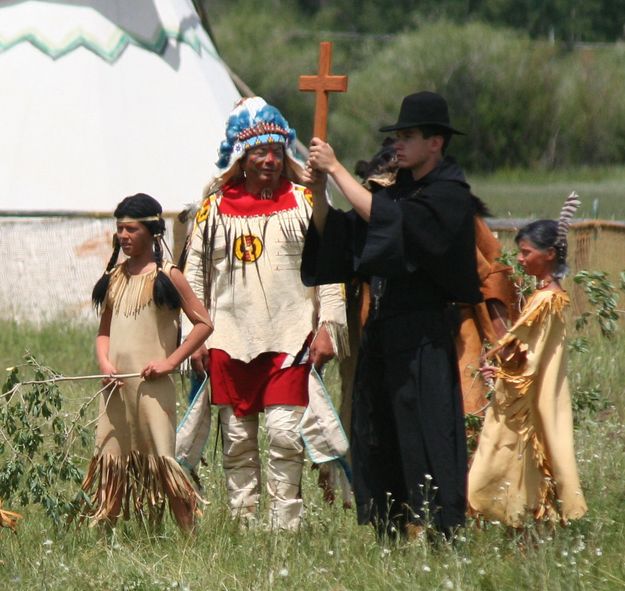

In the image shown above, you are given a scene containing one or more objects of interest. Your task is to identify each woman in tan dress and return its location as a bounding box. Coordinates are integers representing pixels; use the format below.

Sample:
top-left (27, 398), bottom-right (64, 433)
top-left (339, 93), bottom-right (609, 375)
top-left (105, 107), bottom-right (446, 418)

top-left (468, 197), bottom-right (587, 527)
top-left (80, 193), bottom-right (212, 531)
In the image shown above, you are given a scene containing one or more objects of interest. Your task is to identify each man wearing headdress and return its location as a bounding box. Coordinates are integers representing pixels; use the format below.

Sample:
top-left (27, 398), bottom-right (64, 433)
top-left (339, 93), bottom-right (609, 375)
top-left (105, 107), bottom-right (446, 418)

top-left (182, 97), bottom-right (348, 530)
top-left (301, 91), bottom-right (481, 538)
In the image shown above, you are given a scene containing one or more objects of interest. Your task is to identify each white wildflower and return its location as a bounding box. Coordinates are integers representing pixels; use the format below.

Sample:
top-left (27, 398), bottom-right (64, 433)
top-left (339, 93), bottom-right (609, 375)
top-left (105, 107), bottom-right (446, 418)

top-left (279, 568), bottom-right (288, 577)
top-left (422, 565), bottom-right (431, 573)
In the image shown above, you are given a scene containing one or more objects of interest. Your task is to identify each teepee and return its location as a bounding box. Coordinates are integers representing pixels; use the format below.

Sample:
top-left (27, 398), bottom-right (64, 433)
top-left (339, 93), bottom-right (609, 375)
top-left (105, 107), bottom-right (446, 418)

top-left (0, 0), bottom-right (240, 323)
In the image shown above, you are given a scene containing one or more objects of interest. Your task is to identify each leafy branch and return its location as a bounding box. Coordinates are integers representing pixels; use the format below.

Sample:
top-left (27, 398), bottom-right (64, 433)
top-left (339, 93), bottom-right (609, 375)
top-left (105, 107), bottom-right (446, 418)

top-left (573, 270), bottom-right (623, 338)
top-left (0, 353), bottom-right (105, 527)
top-left (497, 248), bottom-right (535, 309)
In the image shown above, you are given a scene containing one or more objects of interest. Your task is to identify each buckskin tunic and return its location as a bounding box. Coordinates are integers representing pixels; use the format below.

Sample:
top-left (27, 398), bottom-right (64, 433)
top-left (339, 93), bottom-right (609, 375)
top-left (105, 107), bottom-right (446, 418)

top-left (302, 158), bottom-right (481, 533)
top-left (183, 178), bottom-right (347, 529)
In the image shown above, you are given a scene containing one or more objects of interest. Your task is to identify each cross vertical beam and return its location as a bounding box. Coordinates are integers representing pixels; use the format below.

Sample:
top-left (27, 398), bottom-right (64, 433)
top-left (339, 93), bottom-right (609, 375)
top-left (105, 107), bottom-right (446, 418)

top-left (298, 41), bottom-right (348, 141)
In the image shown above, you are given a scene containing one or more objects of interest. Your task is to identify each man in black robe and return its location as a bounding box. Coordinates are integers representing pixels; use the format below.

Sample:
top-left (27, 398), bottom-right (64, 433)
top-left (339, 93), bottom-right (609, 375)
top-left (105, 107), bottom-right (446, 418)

top-left (301, 91), bottom-right (482, 538)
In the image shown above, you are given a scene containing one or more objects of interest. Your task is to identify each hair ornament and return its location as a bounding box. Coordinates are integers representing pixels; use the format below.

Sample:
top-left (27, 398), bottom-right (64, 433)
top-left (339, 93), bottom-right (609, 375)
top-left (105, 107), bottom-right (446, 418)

top-left (556, 192), bottom-right (581, 247)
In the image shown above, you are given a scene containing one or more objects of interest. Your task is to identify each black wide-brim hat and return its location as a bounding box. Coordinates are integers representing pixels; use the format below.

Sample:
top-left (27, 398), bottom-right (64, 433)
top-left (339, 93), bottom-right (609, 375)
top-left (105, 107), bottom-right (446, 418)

top-left (379, 91), bottom-right (465, 135)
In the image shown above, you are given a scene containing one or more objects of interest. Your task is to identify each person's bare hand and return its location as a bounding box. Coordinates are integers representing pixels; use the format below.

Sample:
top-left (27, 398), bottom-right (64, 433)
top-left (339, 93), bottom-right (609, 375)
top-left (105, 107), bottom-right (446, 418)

top-left (302, 161), bottom-right (327, 188)
top-left (99, 359), bottom-right (122, 388)
top-left (307, 138), bottom-right (338, 174)
top-left (479, 363), bottom-right (498, 385)
top-left (141, 359), bottom-right (176, 380)
top-left (310, 325), bottom-right (335, 369)
top-left (190, 344), bottom-right (209, 375)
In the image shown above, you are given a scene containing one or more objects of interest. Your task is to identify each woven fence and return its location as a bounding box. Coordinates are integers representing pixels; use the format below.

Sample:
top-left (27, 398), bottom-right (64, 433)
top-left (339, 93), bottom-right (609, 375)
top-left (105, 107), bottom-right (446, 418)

top-left (0, 215), bottom-right (175, 325)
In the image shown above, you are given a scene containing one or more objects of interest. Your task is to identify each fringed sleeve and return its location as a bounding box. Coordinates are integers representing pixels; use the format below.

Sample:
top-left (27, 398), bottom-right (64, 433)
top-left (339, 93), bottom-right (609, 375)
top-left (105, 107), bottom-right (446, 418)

top-left (315, 283), bottom-right (350, 360)
top-left (181, 198), bottom-right (212, 340)
top-left (493, 290), bottom-right (569, 396)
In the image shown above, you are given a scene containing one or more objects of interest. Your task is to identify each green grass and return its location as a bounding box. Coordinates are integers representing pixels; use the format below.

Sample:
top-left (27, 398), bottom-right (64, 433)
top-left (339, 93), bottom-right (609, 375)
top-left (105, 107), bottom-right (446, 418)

top-left (471, 166), bottom-right (625, 220)
top-left (1, 323), bottom-right (625, 590)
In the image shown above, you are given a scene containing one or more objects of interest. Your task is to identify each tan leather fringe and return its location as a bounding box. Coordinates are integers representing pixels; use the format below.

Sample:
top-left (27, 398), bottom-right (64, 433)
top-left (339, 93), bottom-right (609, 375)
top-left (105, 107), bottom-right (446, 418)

top-left (78, 452), bottom-right (201, 530)
top-left (107, 264), bottom-right (157, 318)
top-left (323, 321), bottom-right (351, 362)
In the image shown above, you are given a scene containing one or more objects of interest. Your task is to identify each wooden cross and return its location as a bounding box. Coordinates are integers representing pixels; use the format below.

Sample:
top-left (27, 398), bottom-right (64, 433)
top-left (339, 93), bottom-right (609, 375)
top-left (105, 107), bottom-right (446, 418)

top-left (298, 41), bottom-right (348, 141)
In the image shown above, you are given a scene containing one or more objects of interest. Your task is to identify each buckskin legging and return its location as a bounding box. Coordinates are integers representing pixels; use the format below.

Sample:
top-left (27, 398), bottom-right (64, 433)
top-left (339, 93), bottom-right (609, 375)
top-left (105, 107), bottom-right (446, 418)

top-left (219, 404), bottom-right (305, 530)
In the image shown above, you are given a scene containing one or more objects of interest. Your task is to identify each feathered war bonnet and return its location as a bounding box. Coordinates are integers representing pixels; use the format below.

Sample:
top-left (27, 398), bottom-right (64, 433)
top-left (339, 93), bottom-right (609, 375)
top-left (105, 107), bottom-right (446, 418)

top-left (204, 97), bottom-right (305, 197)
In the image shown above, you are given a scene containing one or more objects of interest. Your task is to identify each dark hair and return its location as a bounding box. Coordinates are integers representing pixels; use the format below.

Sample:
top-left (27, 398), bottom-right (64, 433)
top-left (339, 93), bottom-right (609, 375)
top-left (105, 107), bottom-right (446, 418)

top-left (419, 125), bottom-right (453, 154)
top-left (354, 137), bottom-right (397, 182)
top-left (515, 219), bottom-right (568, 279)
top-left (92, 193), bottom-right (181, 310)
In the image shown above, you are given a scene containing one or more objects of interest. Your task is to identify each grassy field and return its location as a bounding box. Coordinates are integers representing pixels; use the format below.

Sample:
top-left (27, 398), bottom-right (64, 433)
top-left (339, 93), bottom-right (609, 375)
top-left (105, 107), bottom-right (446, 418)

top-left (2, 168), bottom-right (625, 589)
top-left (472, 166), bottom-right (625, 221)
top-left (0, 319), bottom-right (624, 590)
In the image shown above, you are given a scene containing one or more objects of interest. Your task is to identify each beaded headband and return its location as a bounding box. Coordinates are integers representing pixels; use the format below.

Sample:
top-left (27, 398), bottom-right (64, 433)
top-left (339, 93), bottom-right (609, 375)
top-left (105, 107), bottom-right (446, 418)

top-left (116, 215), bottom-right (161, 222)
top-left (237, 122), bottom-right (289, 142)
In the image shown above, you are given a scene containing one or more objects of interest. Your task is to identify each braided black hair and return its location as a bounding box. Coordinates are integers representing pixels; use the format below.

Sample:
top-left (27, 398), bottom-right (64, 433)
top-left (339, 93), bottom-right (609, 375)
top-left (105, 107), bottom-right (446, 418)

top-left (152, 227), bottom-right (181, 309)
top-left (92, 234), bottom-right (122, 310)
top-left (515, 219), bottom-right (568, 279)
top-left (91, 193), bottom-right (181, 310)
top-left (516, 191), bottom-right (581, 281)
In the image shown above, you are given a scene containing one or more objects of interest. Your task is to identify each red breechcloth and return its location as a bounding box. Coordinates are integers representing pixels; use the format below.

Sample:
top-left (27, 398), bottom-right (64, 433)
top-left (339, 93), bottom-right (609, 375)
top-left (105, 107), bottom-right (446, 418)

top-left (208, 348), bottom-right (310, 417)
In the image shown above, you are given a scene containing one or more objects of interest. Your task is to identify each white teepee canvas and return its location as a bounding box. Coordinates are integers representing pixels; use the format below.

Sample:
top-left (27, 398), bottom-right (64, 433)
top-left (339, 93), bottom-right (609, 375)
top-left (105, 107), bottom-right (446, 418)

top-left (0, 0), bottom-right (241, 322)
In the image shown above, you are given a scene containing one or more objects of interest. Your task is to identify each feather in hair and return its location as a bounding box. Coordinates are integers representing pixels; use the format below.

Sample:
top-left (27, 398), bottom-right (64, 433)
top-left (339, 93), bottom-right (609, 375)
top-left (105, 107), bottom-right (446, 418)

top-left (556, 191), bottom-right (581, 255)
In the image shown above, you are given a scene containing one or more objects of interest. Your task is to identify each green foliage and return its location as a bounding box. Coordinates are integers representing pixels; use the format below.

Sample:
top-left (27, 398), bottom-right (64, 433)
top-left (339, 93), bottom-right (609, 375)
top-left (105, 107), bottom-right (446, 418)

top-left (497, 247), bottom-right (535, 303)
top-left (329, 22), bottom-right (562, 171)
top-left (571, 384), bottom-right (608, 417)
top-left (573, 270), bottom-right (621, 338)
top-left (0, 354), bottom-right (93, 527)
top-left (555, 46), bottom-right (625, 167)
top-left (211, 0), bottom-right (625, 42)
top-left (209, 5), bottom-right (625, 173)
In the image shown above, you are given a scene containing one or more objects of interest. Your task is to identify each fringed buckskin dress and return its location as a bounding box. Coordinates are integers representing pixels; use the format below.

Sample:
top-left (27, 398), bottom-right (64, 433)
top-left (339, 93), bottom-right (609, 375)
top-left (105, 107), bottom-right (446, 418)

top-left (468, 289), bottom-right (587, 526)
top-left (80, 262), bottom-right (199, 528)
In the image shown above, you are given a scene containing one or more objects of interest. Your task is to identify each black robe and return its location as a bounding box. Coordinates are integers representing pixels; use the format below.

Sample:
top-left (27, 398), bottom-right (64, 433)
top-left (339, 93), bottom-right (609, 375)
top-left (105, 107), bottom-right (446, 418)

top-left (301, 157), bottom-right (482, 533)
